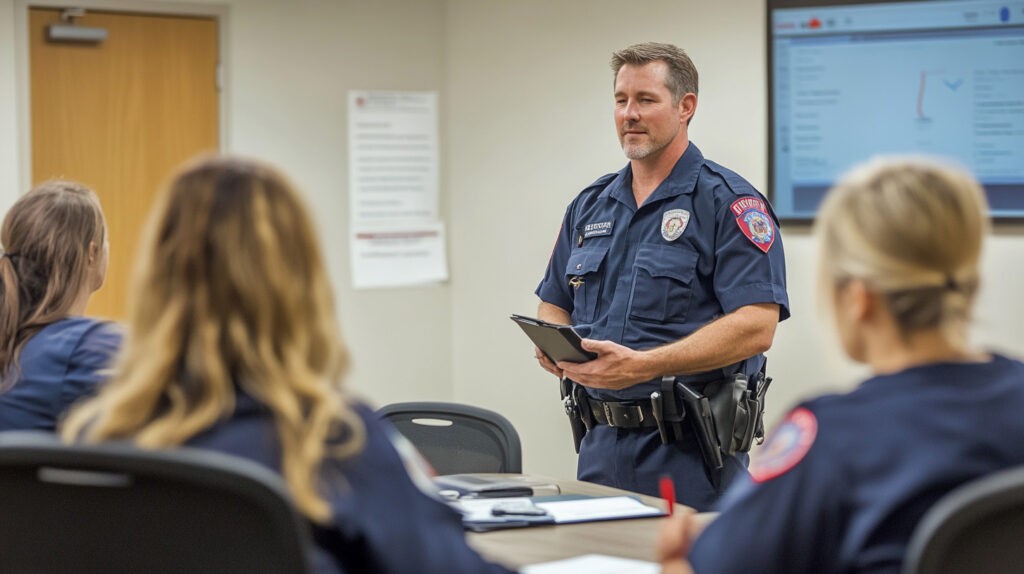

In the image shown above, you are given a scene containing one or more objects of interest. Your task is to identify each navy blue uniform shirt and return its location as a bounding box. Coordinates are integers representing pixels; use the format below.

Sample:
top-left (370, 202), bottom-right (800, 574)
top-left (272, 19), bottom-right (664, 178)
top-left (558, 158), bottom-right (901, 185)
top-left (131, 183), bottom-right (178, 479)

top-left (187, 395), bottom-right (515, 574)
top-left (535, 143), bottom-right (789, 508)
top-left (537, 142), bottom-right (789, 401)
top-left (690, 354), bottom-right (1024, 574)
top-left (0, 317), bottom-right (121, 431)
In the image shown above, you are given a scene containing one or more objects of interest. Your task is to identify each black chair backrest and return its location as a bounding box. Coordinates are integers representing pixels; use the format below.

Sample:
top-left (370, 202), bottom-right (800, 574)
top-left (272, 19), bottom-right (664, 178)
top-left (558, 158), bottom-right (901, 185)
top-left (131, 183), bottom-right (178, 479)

top-left (0, 431), bottom-right (313, 574)
top-left (378, 401), bottom-right (522, 474)
top-left (903, 466), bottom-right (1024, 574)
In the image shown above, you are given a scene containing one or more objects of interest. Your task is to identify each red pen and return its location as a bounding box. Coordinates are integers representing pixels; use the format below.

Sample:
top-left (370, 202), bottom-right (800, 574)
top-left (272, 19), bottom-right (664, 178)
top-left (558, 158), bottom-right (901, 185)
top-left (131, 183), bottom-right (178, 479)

top-left (659, 475), bottom-right (676, 516)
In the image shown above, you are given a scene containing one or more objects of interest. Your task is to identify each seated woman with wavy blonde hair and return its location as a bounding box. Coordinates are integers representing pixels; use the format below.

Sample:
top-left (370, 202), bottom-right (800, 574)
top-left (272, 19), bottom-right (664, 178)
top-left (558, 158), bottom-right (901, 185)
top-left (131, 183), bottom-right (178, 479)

top-left (63, 155), bottom-right (514, 574)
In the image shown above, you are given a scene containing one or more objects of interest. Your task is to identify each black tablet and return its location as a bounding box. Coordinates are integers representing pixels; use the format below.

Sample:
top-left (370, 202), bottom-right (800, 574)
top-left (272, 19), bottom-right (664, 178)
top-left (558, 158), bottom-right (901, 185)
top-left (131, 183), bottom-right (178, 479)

top-left (510, 314), bottom-right (597, 363)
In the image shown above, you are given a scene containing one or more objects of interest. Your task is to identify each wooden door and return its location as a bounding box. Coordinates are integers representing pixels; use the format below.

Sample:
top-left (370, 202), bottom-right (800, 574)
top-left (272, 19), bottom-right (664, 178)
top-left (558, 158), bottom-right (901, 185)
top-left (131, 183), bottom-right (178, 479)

top-left (29, 8), bottom-right (219, 320)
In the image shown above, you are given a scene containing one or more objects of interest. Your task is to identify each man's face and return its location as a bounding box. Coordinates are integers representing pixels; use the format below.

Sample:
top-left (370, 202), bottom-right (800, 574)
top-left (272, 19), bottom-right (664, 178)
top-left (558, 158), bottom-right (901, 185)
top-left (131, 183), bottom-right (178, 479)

top-left (614, 61), bottom-right (683, 161)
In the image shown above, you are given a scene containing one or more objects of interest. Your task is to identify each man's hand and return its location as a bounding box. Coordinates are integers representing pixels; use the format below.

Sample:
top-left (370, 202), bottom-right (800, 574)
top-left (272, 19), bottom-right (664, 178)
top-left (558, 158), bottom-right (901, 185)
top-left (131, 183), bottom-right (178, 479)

top-left (557, 338), bottom-right (656, 390)
top-left (657, 509), bottom-right (698, 574)
top-left (534, 346), bottom-right (563, 378)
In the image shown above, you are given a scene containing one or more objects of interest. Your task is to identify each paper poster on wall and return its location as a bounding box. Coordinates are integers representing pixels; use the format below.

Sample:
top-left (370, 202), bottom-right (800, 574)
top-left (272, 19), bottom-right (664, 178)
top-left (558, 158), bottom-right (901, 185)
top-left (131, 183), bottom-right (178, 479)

top-left (349, 222), bottom-right (449, 289)
top-left (348, 90), bottom-right (439, 223)
top-left (348, 90), bottom-right (446, 288)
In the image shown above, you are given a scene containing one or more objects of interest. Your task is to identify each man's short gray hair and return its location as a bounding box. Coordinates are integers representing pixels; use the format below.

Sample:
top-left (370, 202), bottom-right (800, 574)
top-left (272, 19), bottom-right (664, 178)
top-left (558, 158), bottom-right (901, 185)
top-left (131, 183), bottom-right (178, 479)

top-left (610, 42), bottom-right (699, 105)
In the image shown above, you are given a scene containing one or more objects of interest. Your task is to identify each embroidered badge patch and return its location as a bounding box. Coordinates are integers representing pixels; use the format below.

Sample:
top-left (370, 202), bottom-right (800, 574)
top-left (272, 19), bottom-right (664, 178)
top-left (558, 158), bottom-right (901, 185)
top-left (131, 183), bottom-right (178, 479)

top-left (730, 197), bottom-right (775, 253)
top-left (661, 209), bottom-right (690, 242)
top-left (750, 407), bottom-right (817, 483)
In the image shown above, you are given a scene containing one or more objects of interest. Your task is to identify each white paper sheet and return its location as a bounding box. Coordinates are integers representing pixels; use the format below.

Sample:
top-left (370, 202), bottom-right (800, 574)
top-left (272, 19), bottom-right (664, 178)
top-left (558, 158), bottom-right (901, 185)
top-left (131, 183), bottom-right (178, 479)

top-left (520, 554), bottom-right (658, 574)
top-left (536, 496), bottom-right (663, 523)
top-left (348, 90), bottom-right (447, 288)
top-left (348, 90), bottom-right (438, 223)
top-left (350, 221), bottom-right (448, 289)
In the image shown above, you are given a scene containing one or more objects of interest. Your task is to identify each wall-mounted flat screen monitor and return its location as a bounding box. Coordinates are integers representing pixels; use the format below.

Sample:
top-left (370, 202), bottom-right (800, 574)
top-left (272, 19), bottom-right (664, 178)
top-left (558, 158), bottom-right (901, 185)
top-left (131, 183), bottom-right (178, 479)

top-left (768, 0), bottom-right (1024, 220)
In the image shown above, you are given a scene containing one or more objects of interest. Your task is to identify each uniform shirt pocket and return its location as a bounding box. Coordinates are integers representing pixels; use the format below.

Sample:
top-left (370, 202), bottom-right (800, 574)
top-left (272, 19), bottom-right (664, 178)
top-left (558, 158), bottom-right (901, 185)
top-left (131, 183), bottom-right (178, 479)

top-left (629, 244), bottom-right (699, 324)
top-left (565, 246), bottom-right (608, 323)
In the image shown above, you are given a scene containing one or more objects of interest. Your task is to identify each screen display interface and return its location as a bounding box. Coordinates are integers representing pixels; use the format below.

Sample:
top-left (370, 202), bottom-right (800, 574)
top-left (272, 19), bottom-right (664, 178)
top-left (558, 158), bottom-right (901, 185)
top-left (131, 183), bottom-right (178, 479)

top-left (769, 0), bottom-right (1024, 219)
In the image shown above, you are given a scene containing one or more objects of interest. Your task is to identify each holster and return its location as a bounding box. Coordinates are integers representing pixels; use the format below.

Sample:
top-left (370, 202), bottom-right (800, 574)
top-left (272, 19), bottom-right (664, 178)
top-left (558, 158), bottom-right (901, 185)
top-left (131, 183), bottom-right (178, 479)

top-left (560, 378), bottom-right (591, 453)
top-left (674, 380), bottom-right (725, 487)
top-left (653, 371), bottom-right (774, 488)
top-left (702, 372), bottom-right (772, 457)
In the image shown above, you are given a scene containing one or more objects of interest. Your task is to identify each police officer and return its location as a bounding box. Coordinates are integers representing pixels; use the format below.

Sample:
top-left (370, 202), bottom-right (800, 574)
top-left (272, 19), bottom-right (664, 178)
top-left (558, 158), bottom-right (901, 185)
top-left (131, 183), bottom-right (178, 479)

top-left (534, 42), bottom-right (790, 511)
top-left (658, 158), bottom-right (1024, 574)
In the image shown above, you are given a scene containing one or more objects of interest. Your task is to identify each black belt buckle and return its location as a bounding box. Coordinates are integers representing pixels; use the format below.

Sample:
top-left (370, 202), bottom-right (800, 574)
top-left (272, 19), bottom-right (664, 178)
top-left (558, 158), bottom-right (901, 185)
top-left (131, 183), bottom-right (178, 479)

top-left (603, 403), bottom-right (644, 428)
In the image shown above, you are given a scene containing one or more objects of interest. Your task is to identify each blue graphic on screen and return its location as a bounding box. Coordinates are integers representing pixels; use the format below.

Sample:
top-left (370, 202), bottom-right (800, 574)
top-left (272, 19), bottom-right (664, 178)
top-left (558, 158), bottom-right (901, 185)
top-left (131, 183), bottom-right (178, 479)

top-left (769, 0), bottom-right (1024, 219)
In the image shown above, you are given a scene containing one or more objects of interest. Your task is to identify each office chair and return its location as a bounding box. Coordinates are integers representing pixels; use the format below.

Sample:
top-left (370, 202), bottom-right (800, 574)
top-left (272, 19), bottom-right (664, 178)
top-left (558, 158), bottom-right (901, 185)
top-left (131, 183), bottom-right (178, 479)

top-left (378, 401), bottom-right (522, 474)
top-left (0, 431), bottom-right (313, 574)
top-left (903, 466), bottom-right (1024, 574)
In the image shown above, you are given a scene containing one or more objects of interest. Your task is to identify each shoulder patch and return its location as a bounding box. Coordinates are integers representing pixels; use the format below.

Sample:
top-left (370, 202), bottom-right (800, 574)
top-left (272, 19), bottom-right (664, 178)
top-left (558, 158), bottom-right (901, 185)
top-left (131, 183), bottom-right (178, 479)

top-left (731, 197), bottom-right (776, 253)
top-left (750, 407), bottom-right (818, 483)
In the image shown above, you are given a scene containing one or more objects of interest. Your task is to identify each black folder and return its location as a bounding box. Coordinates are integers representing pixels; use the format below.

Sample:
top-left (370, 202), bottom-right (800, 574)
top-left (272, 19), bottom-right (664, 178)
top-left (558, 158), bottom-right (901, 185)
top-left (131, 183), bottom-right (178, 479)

top-left (510, 314), bottom-right (597, 363)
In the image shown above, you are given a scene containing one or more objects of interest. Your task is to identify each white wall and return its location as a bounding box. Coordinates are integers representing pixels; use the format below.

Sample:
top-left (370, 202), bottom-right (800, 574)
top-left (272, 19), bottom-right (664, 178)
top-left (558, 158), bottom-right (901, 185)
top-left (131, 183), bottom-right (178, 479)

top-left (3, 0), bottom-right (1024, 480)
top-left (0, 3), bottom-right (19, 215)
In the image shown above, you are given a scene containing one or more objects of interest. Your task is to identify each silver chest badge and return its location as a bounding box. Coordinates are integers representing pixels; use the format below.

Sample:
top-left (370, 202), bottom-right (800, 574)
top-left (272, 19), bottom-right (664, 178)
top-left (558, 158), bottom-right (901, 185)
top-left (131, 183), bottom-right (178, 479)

top-left (661, 209), bottom-right (690, 241)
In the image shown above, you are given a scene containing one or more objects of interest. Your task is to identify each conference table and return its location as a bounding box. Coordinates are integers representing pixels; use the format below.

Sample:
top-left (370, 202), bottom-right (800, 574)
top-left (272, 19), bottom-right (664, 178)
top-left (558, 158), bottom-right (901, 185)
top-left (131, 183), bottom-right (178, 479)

top-left (463, 474), bottom-right (682, 569)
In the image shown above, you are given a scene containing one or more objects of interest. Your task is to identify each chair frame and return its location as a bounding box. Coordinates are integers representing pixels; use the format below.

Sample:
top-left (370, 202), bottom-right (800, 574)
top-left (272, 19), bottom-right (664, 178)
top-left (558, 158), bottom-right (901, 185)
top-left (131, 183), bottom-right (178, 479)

top-left (0, 431), bottom-right (313, 574)
top-left (903, 465), bottom-right (1024, 574)
top-left (378, 401), bottom-right (523, 474)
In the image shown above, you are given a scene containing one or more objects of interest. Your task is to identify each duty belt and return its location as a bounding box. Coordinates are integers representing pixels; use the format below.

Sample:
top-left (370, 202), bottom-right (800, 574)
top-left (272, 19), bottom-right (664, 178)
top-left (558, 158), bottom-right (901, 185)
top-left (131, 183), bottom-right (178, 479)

top-left (588, 399), bottom-right (659, 429)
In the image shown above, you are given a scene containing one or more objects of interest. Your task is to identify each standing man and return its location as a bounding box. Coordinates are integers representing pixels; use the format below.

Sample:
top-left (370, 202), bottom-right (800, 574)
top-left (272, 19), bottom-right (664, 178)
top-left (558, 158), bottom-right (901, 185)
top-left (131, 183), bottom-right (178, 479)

top-left (534, 42), bottom-right (789, 511)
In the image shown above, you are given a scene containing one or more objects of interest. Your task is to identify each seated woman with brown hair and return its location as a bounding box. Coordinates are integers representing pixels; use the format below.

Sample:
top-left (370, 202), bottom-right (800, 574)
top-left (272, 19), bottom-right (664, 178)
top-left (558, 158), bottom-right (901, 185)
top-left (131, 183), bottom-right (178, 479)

top-left (0, 181), bottom-right (121, 430)
top-left (62, 155), bottom-right (514, 574)
top-left (658, 157), bottom-right (1024, 574)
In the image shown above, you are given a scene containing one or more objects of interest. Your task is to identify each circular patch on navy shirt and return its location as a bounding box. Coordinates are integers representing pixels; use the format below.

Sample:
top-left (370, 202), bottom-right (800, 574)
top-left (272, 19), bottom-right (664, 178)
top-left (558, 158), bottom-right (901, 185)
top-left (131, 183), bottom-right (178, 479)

top-left (750, 407), bottom-right (818, 483)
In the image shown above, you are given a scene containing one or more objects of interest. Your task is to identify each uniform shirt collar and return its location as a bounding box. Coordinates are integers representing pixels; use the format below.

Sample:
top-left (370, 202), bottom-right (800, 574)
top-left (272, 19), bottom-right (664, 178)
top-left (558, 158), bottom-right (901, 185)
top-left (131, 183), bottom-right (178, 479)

top-left (604, 142), bottom-right (704, 209)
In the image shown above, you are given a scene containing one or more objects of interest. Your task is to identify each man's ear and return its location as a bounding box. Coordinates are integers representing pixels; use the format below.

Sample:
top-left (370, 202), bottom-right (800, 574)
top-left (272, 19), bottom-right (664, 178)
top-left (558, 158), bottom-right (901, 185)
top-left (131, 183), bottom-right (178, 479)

top-left (679, 93), bottom-right (697, 125)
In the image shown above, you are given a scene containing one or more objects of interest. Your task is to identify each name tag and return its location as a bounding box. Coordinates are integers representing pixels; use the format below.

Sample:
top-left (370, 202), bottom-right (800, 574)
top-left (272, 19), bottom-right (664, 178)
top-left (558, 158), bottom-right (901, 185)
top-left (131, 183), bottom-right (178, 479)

top-left (582, 221), bottom-right (614, 239)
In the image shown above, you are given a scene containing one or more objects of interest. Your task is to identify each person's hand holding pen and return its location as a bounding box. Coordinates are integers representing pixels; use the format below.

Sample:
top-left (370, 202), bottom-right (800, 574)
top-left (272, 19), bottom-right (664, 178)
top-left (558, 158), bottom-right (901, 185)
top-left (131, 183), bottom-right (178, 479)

top-left (658, 475), bottom-right (719, 574)
top-left (657, 508), bottom-right (697, 574)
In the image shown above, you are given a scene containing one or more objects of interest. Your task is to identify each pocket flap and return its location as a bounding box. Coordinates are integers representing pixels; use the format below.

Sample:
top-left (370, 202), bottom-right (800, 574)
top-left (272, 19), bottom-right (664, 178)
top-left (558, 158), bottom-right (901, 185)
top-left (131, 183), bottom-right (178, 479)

top-left (633, 244), bottom-right (697, 284)
top-left (565, 246), bottom-right (608, 276)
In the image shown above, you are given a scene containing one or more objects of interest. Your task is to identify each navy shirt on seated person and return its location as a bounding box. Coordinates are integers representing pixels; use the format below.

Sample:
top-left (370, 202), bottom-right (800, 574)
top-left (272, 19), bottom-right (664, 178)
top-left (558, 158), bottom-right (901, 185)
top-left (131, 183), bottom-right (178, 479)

top-left (688, 354), bottom-right (1024, 574)
top-left (0, 317), bottom-right (121, 431)
top-left (186, 395), bottom-right (515, 574)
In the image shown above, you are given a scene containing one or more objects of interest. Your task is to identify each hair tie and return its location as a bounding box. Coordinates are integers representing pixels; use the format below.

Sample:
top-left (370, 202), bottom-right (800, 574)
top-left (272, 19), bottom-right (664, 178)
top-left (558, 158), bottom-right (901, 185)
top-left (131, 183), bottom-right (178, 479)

top-left (0, 251), bottom-right (17, 260)
top-left (945, 275), bottom-right (959, 291)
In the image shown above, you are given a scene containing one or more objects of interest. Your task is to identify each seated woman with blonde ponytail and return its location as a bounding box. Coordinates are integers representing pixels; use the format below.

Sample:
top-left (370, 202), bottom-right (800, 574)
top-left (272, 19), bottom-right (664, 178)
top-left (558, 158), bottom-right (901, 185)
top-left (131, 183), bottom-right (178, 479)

top-left (0, 181), bottom-right (121, 430)
top-left (658, 157), bottom-right (1024, 574)
top-left (62, 155), bottom-right (515, 574)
